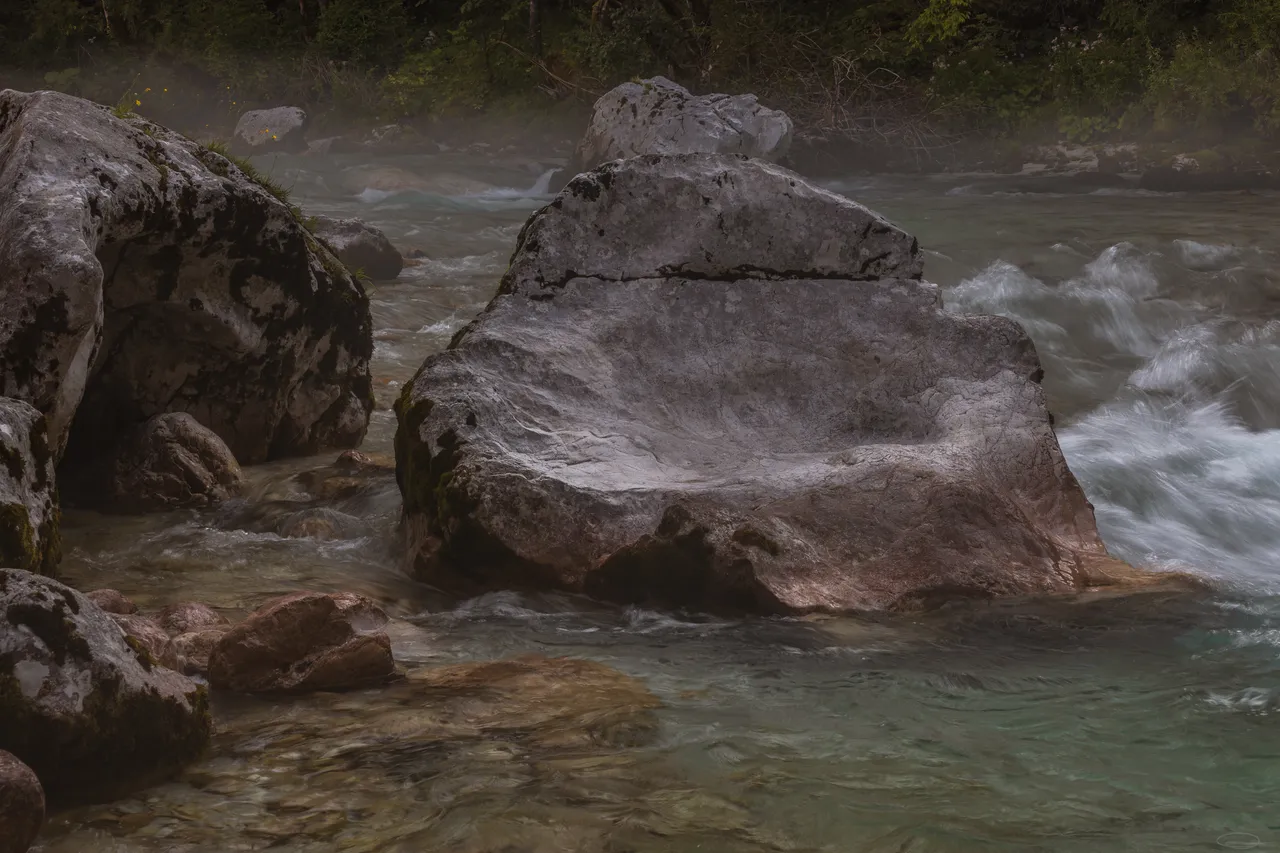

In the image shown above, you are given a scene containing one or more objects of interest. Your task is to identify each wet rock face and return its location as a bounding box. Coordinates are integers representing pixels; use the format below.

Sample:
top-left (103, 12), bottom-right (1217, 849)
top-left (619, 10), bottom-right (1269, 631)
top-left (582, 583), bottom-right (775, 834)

top-left (396, 153), bottom-right (1119, 613)
top-left (0, 90), bottom-right (373, 481)
top-left (93, 413), bottom-right (244, 513)
top-left (0, 569), bottom-right (211, 804)
top-left (208, 591), bottom-right (397, 693)
top-left (232, 106), bottom-right (308, 154)
top-left (574, 77), bottom-right (793, 172)
top-left (0, 399), bottom-right (58, 575)
top-left (0, 750), bottom-right (43, 853)
top-left (313, 216), bottom-right (403, 281)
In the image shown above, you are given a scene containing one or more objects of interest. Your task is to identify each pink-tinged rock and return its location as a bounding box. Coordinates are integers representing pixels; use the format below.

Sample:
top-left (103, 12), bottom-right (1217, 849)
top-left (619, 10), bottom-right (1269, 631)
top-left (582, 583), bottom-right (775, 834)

top-left (110, 613), bottom-right (182, 671)
top-left (208, 592), bottom-right (396, 693)
top-left (0, 750), bottom-right (43, 853)
top-left (85, 588), bottom-right (137, 614)
top-left (156, 602), bottom-right (228, 636)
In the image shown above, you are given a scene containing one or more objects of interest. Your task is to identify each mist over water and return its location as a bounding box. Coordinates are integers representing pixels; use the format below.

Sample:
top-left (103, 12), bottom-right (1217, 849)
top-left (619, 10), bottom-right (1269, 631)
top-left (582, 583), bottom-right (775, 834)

top-left (42, 156), bottom-right (1280, 852)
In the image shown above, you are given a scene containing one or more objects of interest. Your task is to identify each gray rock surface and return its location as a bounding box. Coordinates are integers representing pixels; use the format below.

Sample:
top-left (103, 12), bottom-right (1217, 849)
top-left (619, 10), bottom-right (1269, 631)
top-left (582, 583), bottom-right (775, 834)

top-left (104, 412), bottom-right (244, 513)
top-left (396, 153), bottom-right (1130, 613)
top-left (574, 77), bottom-right (792, 172)
top-left (0, 750), bottom-right (43, 853)
top-left (0, 569), bottom-right (211, 804)
top-left (0, 90), bottom-right (373, 484)
top-left (0, 398), bottom-right (58, 575)
top-left (313, 215), bottom-right (403, 280)
top-left (232, 106), bottom-right (308, 154)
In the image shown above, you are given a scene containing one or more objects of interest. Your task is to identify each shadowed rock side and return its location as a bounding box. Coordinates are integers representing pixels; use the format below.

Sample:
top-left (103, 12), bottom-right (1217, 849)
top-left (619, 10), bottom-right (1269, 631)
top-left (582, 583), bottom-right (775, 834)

top-left (0, 90), bottom-right (373, 490)
top-left (97, 412), bottom-right (244, 513)
top-left (0, 398), bottom-right (58, 575)
top-left (0, 570), bottom-right (211, 805)
top-left (396, 153), bottom-right (1134, 614)
top-left (313, 215), bottom-right (403, 281)
top-left (575, 77), bottom-right (793, 172)
top-left (0, 750), bottom-right (43, 853)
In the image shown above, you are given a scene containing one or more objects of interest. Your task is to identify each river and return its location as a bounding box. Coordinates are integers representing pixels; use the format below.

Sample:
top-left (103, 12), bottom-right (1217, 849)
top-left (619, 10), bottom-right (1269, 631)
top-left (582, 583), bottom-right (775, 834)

top-left (36, 151), bottom-right (1280, 852)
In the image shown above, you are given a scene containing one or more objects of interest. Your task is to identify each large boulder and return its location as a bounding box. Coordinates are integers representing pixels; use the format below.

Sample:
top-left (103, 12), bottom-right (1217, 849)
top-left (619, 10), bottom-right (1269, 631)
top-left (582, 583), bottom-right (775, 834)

top-left (208, 591), bottom-right (397, 693)
top-left (0, 569), bottom-right (211, 804)
top-left (99, 412), bottom-right (244, 513)
top-left (0, 750), bottom-right (43, 853)
top-left (313, 215), bottom-right (403, 281)
top-left (395, 153), bottom-right (1132, 614)
top-left (0, 398), bottom-right (58, 575)
top-left (0, 90), bottom-right (373, 490)
top-left (574, 77), bottom-right (792, 172)
top-left (232, 106), bottom-right (308, 155)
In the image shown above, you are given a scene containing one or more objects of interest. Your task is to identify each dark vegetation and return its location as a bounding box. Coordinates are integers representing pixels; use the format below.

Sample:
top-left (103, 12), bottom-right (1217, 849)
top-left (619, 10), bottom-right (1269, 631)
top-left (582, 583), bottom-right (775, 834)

top-left (2, 0), bottom-right (1278, 155)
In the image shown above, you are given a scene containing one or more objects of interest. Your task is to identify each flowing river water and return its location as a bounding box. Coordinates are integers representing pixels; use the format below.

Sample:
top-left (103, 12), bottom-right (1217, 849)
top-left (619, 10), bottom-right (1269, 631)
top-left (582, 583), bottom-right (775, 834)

top-left (35, 151), bottom-right (1280, 852)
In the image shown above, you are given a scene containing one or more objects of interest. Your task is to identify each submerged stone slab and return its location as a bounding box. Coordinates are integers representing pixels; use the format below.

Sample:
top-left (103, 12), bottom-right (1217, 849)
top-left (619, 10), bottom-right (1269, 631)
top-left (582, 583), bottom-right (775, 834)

top-left (395, 154), bottom-right (1125, 613)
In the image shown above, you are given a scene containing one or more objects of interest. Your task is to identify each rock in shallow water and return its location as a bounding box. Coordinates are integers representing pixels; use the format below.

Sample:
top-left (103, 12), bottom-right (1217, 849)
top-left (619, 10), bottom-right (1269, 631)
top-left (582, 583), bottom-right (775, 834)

top-left (0, 570), bottom-right (211, 804)
top-left (396, 153), bottom-right (1132, 614)
top-left (0, 750), bottom-right (43, 853)
top-left (0, 90), bottom-right (373, 482)
top-left (109, 613), bottom-right (182, 670)
top-left (232, 106), bottom-right (308, 155)
top-left (574, 77), bottom-right (793, 172)
top-left (208, 591), bottom-right (397, 692)
top-left (85, 588), bottom-right (136, 614)
top-left (0, 398), bottom-right (58, 575)
top-left (156, 601), bottom-right (228, 636)
top-left (312, 215), bottom-right (403, 281)
top-left (102, 413), bottom-right (244, 513)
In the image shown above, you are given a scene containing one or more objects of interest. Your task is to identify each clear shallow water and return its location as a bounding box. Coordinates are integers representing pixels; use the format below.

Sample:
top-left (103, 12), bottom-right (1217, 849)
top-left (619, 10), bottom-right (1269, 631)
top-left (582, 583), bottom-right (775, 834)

top-left (40, 155), bottom-right (1280, 851)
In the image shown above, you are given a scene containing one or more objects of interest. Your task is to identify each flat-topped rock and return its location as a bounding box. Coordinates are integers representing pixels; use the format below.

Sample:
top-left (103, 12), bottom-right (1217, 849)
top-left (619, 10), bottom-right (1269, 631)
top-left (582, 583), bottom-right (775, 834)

top-left (395, 153), bottom-right (1125, 613)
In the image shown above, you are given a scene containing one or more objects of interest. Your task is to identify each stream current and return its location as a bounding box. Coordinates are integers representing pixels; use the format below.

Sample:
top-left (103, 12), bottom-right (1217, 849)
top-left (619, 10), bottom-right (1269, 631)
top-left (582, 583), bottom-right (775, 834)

top-left (36, 152), bottom-right (1280, 852)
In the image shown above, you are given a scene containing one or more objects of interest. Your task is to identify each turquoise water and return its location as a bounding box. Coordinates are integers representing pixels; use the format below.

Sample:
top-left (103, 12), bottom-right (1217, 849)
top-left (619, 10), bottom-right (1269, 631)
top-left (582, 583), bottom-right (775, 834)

top-left (39, 155), bottom-right (1280, 852)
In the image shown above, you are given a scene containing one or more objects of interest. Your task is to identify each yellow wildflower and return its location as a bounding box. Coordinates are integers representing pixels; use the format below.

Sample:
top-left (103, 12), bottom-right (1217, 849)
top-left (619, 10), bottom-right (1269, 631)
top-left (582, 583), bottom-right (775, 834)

top-left (135, 99), bottom-right (141, 106)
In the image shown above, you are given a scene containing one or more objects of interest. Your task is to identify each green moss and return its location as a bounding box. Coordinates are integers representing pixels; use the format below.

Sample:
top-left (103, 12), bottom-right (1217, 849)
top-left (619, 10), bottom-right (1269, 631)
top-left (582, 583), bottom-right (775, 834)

top-left (0, 502), bottom-right (36, 572)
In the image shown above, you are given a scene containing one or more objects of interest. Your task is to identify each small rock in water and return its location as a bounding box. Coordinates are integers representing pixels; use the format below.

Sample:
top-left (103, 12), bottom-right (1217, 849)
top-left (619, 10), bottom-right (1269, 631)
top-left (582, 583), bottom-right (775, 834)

top-left (172, 628), bottom-right (228, 676)
top-left (207, 591), bottom-right (397, 693)
top-left (157, 601), bottom-right (229, 636)
top-left (0, 570), bottom-right (211, 804)
top-left (110, 613), bottom-right (183, 671)
top-left (232, 106), bottom-right (308, 155)
top-left (312, 215), bottom-right (403, 281)
top-left (86, 588), bottom-right (137, 614)
top-left (105, 413), bottom-right (245, 513)
top-left (0, 750), bottom-right (44, 853)
top-left (277, 507), bottom-right (368, 540)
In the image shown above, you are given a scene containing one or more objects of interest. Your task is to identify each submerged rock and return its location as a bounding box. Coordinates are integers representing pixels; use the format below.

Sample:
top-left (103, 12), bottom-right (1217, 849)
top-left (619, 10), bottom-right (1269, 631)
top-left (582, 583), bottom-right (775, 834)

top-left (0, 90), bottom-right (373, 484)
top-left (0, 399), bottom-right (58, 575)
top-left (0, 569), bottom-right (211, 804)
top-left (574, 77), bottom-right (792, 172)
top-left (100, 413), bottom-right (244, 513)
top-left (0, 750), bottom-right (43, 853)
top-left (85, 588), bottom-right (137, 614)
top-left (313, 215), bottom-right (403, 281)
top-left (232, 106), bottom-right (308, 155)
top-left (396, 153), bottom-right (1131, 613)
top-left (208, 591), bottom-right (397, 693)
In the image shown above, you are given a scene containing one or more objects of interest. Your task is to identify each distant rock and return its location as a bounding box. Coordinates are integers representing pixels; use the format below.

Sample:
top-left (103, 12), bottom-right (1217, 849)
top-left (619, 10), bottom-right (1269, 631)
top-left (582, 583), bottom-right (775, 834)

top-left (100, 413), bottom-right (244, 513)
top-left (0, 569), bottom-right (211, 804)
top-left (85, 589), bottom-right (137, 614)
top-left (1138, 151), bottom-right (1277, 192)
top-left (233, 106), bottom-right (308, 155)
top-left (0, 398), bottom-right (58, 575)
top-left (574, 77), bottom-right (793, 172)
top-left (0, 90), bottom-right (372, 486)
top-left (313, 215), bottom-right (403, 281)
top-left (396, 153), bottom-right (1135, 613)
top-left (208, 591), bottom-right (397, 692)
top-left (0, 750), bottom-right (43, 853)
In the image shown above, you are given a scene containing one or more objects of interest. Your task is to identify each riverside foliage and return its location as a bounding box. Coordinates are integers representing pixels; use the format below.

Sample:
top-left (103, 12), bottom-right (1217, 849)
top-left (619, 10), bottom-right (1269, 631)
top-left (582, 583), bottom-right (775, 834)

top-left (4, 0), bottom-right (1279, 147)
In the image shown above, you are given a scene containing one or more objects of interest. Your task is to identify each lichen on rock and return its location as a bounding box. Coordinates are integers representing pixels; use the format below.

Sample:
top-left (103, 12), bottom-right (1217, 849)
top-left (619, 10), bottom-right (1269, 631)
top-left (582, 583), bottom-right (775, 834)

top-left (0, 398), bottom-right (59, 575)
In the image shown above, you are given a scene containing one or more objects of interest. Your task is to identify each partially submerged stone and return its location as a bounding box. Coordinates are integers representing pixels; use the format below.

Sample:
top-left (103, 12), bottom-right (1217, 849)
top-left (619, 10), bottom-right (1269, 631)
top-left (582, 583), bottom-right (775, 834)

top-left (85, 588), bottom-right (137, 614)
top-left (0, 569), bottom-right (211, 804)
top-left (101, 413), bottom-right (245, 513)
top-left (313, 215), bottom-right (403, 281)
top-left (232, 106), bottom-right (308, 155)
top-left (172, 628), bottom-right (227, 676)
top-left (0, 90), bottom-right (373, 479)
top-left (574, 77), bottom-right (793, 172)
top-left (0, 399), bottom-right (58, 575)
top-left (208, 591), bottom-right (397, 692)
top-left (110, 613), bottom-right (181, 671)
top-left (156, 601), bottom-right (228, 636)
top-left (396, 153), bottom-right (1123, 613)
top-left (0, 750), bottom-right (43, 853)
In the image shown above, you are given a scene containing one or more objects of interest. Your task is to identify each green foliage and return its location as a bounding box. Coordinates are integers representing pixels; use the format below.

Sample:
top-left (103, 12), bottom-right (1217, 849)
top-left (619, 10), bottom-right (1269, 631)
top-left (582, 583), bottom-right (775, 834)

top-left (317, 0), bottom-right (409, 66)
